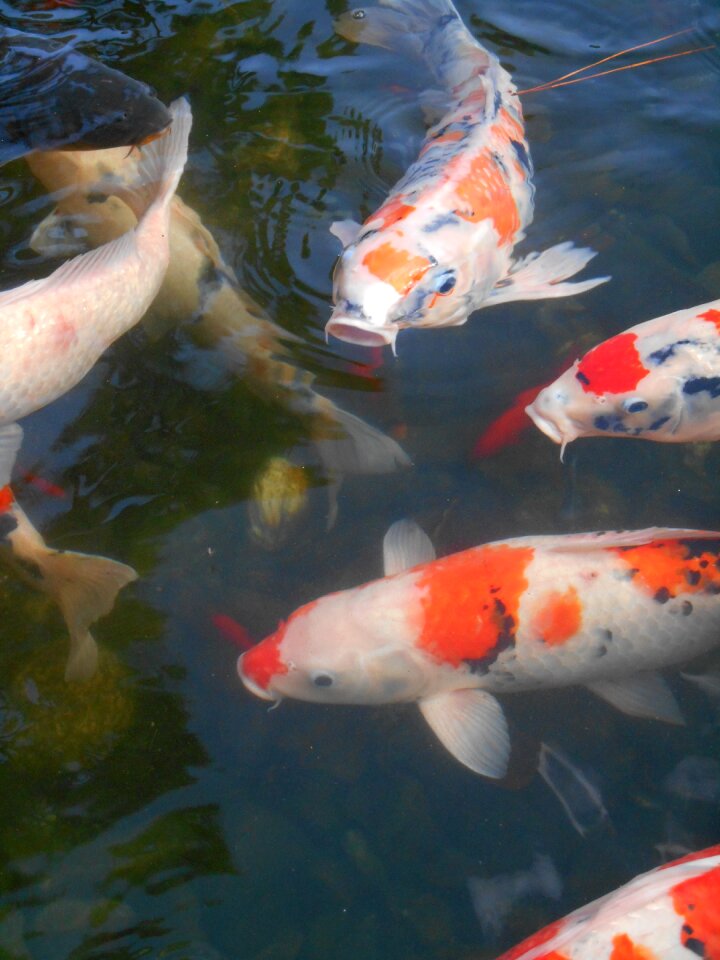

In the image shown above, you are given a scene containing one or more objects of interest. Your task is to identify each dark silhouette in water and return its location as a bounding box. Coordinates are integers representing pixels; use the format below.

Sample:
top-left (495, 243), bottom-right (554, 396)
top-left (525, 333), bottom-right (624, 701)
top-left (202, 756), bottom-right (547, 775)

top-left (0, 29), bottom-right (171, 164)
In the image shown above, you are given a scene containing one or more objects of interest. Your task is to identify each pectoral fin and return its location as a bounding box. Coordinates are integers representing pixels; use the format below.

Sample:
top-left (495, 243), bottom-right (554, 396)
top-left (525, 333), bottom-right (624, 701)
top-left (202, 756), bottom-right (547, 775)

top-left (587, 671), bottom-right (684, 725)
top-left (487, 242), bottom-right (609, 306)
top-left (419, 689), bottom-right (510, 778)
top-left (330, 218), bottom-right (363, 248)
top-left (383, 519), bottom-right (435, 575)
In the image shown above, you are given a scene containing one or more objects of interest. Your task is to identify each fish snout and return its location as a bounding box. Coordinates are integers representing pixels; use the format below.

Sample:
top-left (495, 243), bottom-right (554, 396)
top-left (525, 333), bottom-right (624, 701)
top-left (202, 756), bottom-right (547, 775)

top-left (326, 314), bottom-right (396, 348)
top-left (525, 391), bottom-right (579, 456)
top-left (237, 653), bottom-right (279, 702)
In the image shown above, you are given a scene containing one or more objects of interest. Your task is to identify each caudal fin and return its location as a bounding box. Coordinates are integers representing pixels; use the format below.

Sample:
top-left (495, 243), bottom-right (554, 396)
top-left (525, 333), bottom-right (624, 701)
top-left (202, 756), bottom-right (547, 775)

top-left (314, 403), bottom-right (411, 476)
top-left (4, 501), bottom-right (137, 681)
top-left (115, 97), bottom-right (192, 220)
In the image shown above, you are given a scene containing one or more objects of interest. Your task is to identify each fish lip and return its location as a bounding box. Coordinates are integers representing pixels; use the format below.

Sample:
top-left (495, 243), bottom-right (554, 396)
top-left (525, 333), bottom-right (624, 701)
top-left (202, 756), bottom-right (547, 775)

top-left (237, 655), bottom-right (278, 702)
top-left (326, 315), bottom-right (395, 348)
top-left (525, 402), bottom-right (564, 445)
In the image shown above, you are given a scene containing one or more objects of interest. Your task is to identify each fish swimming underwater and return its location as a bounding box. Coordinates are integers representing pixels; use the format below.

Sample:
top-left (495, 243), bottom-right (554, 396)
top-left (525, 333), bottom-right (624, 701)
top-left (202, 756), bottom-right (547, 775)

top-left (0, 29), bottom-right (171, 165)
top-left (0, 98), bottom-right (190, 679)
top-left (239, 519), bottom-right (720, 777)
top-left (326, 0), bottom-right (607, 349)
top-left (494, 845), bottom-right (720, 960)
top-left (25, 135), bottom-right (410, 540)
top-left (527, 300), bottom-right (720, 455)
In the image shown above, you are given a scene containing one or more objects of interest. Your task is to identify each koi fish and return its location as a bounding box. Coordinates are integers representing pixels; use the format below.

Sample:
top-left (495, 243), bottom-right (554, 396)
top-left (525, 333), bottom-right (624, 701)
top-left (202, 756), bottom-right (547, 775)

top-left (468, 854), bottom-right (562, 942)
top-left (326, 0), bottom-right (608, 350)
top-left (0, 30), bottom-right (170, 165)
top-left (238, 519), bottom-right (720, 778)
top-left (495, 845), bottom-right (720, 960)
top-left (0, 99), bottom-right (190, 678)
top-left (526, 300), bottom-right (720, 455)
top-left (25, 137), bottom-right (410, 526)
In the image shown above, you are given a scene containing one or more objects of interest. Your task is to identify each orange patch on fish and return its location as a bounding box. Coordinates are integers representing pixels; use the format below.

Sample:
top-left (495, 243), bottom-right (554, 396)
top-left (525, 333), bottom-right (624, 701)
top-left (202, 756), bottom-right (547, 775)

top-left (415, 544), bottom-right (533, 666)
top-left (0, 486), bottom-right (14, 512)
top-left (453, 150), bottom-right (520, 244)
top-left (532, 586), bottom-right (582, 645)
top-left (362, 243), bottom-right (431, 295)
top-left (616, 539), bottom-right (720, 600)
top-left (610, 934), bottom-right (658, 960)
top-left (698, 308), bottom-right (720, 334)
top-left (671, 864), bottom-right (720, 960)
top-left (577, 332), bottom-right (649, 395)
top-left (419, 129), bottom-right (465, 157)
top-left (241, 627), bottom-right (288, 689)
top-left (367, 196), bottom-right (416, 230)
top-left (496, 918), bottom-right (566, 960)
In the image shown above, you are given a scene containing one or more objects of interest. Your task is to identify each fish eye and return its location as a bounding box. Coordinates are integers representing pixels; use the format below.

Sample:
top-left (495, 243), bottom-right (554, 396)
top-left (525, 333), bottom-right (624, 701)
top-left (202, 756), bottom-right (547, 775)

top-left (622, 398), bottom-right (648, 414)
top-left (435, 272), bottom-right (456, 295)
top-left (312, 671), bottom-right (335, 687)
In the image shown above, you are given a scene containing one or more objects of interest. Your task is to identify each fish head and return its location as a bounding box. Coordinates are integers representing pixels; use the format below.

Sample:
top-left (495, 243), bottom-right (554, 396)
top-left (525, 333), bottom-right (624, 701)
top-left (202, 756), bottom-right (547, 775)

top-left (526, 357), bottom-right (682, 454)
top-left (328, 206), bottom-right (482, 348)
top-left (238, 582), bottom-right (429, 705)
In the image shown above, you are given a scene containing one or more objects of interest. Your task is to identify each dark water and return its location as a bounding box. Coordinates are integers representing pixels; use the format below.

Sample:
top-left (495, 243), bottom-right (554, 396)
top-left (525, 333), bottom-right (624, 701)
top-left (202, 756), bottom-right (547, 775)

top-left (1, 1), bottom-right (720, 957)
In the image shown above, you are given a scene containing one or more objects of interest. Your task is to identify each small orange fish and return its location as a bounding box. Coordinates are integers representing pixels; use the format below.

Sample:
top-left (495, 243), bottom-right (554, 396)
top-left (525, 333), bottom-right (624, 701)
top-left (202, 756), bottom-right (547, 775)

top-left (239, 519), bottom-right (720, 777)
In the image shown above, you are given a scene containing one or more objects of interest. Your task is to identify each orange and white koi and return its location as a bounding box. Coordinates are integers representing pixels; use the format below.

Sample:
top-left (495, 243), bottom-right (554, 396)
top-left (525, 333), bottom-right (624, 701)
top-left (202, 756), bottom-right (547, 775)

top-left (0, 99), bottom-right (190, 679)
top-left (326, 0), bottom-right (608, 350)
top-left (495, 845), bottom-right (720, 960)
top-left (238, 519), bottom-right (720, 777)
top-left (527, 300), bottom-right (720, 455)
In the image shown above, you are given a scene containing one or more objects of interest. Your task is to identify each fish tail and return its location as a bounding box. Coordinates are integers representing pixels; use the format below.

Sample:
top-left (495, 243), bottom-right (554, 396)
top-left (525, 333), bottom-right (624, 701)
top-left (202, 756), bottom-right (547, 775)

top-left (5, 501), bottom-right (137, 681)
top-left (313, 401), bottom-right (412, 476)
top-left (116, 97), bottom-right (192, 220)
top-left (336, 0), bottom-right (487, 85)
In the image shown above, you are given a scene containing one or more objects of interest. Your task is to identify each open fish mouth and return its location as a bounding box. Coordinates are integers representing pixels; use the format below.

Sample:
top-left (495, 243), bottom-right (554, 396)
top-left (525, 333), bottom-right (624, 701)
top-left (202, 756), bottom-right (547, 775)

top-left (525, 403), bottom-right (564, 444)
top-left (237, 655), bottom-right (279, 702)
top-left (326, 314), bottom-right (396, 348)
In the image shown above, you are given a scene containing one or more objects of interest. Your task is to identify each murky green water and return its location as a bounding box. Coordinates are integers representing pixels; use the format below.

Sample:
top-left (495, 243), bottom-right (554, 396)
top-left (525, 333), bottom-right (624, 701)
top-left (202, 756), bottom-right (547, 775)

top-left (0, 1), bottom-right (719, 957)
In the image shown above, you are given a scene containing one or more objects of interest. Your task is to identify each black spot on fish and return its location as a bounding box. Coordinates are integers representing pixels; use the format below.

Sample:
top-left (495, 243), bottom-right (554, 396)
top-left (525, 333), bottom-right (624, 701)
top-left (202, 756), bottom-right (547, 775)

top-left (684, 939), bottom-right (706, 958)
top-left (596, 644), bottom-right (608, 657)
top-left (682, 600), bottom-right (693, 616)
top-left (683, 926), bottom-right (694, 937)
top-left (86, 191), bottom-right (109, 204)
top-left (510, 139), bottom-right (531, 172)
top-left (625, 400), bottom-right (648, 413)
top-left (593, 415), bottom-right (635, 434)
top-left (654, 586), bottom-right (671, 604)
top-left (0, 513), bottom-right (18, 541)
top-left (464, 598), bottom-right (515, 675)
top-left (649, 415), bottom-right (671, 431)
top-left (683, 377), bottom-right (720, 398)
top-left (492, 151), bottom-right (509, 177)
top-left (493, 90), bottom-right (502, 114)
top-left (686, 569), bottom-right (701, 586)
top-left (576, 370), bottom-right (590, 386)
top-left (649, 339), bottom-right (693, 365)
top-left (422, 213), bottom-right (458, 233)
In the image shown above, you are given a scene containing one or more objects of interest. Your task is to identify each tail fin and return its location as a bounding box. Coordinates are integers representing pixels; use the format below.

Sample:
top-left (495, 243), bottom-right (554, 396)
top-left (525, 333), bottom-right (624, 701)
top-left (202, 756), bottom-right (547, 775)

top-left (313, 403), bottom-right (411, 476)
top-left (113, 97), bottom-right (192, 221)
top-left (5, 502), bottom-right (137, 681)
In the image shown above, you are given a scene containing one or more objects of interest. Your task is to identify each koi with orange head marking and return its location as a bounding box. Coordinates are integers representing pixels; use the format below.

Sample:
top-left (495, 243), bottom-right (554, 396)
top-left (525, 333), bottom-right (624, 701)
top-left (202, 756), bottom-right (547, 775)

top-left (326, 0), bottom-right (607, 351)
top-left (238, 519), bottom-right (720, 778)
top-left (494, 846), bottom-right (720, 960)
top-left (527, 299), bottom-right (720, 455)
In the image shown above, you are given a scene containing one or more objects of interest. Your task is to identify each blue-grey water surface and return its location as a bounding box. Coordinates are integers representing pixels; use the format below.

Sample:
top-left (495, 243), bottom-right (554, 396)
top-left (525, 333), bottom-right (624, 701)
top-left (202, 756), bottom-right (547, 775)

top-left (0, 1), bottom-right (720, 958)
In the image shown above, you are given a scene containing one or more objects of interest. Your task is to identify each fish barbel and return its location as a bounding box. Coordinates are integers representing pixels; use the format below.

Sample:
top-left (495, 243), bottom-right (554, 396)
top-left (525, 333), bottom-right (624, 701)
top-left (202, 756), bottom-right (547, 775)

top-left (327, 0), bottom-right (607, 349)
top-left (239, 519), bottom-right (720, 777)
top-left (527, 300), bottom-right (720, 455)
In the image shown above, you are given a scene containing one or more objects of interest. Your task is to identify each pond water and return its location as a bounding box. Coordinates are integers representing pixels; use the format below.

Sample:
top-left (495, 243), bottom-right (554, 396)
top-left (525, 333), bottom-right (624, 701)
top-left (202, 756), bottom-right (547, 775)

top-left (1, 1), bottom-right (720, 958)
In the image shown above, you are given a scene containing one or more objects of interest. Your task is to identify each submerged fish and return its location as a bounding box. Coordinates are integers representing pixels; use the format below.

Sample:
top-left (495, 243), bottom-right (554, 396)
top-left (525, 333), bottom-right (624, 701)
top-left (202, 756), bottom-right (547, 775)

top-left (0, 99), bottom-right (191, 678)
top-left (468, 854), bottom-right (562, 942)
top-left (238, 519), bottom-right (720, 778)
top-left (527, 301), bottom-right (720, 454)
top-left (326, 0), bottom-right (607, 349)
top-left (25, 136), bottom-right (410, 535)
top-left (0, 29), bottom-right (170, 165)
top-left (495, 846), bottom-right (720, 960)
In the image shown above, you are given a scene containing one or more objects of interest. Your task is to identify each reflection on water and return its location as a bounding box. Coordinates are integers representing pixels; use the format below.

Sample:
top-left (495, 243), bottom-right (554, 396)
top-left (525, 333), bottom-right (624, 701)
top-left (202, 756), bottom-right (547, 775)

top-left (0, 1), bottom-right (719, 958)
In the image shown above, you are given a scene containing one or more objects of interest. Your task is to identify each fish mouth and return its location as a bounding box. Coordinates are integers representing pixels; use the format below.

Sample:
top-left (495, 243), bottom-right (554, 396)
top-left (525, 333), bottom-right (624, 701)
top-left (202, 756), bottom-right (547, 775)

top-left (237, 655), bottom-right (278, 702)
top-left (326, 315), bottom-right (396, 349)
top-left (134, 123), bottom-right (172, 148)
top-left (525, 402), bottom-right (564, 445)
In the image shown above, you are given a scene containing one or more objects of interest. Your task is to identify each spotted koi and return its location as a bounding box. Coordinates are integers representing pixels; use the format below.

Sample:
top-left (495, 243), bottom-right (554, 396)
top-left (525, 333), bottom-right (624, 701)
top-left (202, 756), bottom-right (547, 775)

top-left (527, 300), bottom-right (720, 455)
top-left (496, 845), bottom-right (720, 960)
top-left (238, 519), bottom-right (720, 777)
top-left (326, 0), bottom-right (608, 350)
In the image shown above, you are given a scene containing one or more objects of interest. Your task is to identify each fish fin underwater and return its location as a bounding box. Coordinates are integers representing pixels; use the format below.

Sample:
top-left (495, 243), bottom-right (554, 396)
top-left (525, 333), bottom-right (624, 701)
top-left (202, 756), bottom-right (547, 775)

top-left (1, 496), bottom-right (137, 682)
top-left (487, 242), bottom-right (610, 307)
top-left (382, 517), bottom-right (436, 575)
top-left (586, 671), bottom-right (684, 725)
top-left (418, 688), bottom-right (511, 778)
